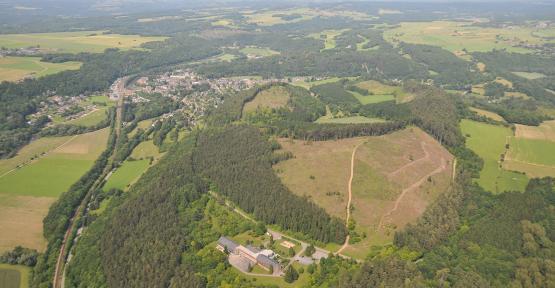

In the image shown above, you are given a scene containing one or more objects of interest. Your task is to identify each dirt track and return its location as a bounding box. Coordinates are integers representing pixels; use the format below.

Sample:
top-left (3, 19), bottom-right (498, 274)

top-left (336, 142), bottom-right (364, 255)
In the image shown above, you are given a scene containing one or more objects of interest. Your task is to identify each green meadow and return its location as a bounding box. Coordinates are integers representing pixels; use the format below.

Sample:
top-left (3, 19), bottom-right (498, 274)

top-left (0, 264), bottom-right (29, 288)
top-left (239, 46), bottom-right (280, 57)
top-left (460, 120), bottom-right (528, 193)
top-left (507, 138), bottom-right (555, 166)
top-left (0, 56), bottom-right (81, 82)
top-left (350, 91), bottom-right (395, 105)
top-left (0, 31), bottom-right (166, 54)
top-left (103, 159), bottom-right (150, 191)
top-left (0, 128), bottom-right (109, 198)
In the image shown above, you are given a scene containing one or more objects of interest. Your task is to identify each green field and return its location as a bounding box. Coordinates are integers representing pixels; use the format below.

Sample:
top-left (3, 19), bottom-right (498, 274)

top-left (511, 71), bottom-right (546, 79)
top-left (507, 138), bottom-right (555, 166)
top-left (460, 120), bottom-right (528, 193)
top-left (291, 77), bottom-right (356, 90)
top-left (103, 159), bottom-right (150, 191)
top-left (0, 264), bottom-right (29, 288)
top-left (384, 21), bottom-right (553, 53)
top-left (350, 91), bottom-right (395, 105)
top-left (130, 140), bottom-right (162, 160)
top-left (67, 109), bottom-right (108, 126)
top-left (239, 46), bottom-right (280, 57)
top-left (0, 56), bottom-right (81, 82)
top-left (0, 128), bottom-right (109, 252)
top-left (355, 80), bottom-right (412, 103)
top-left (0, 128), bottom-right (109, 197)
top-left (0, 31), bottom-right (167, 54)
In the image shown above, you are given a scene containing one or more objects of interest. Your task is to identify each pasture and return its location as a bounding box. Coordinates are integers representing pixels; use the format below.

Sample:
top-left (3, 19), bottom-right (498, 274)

top-left (0, 56), bottom-right (81, 82)
top-left (243, 85), bottom-right (290, 114)
top-left (291, 77), bottom-right (348, 90)
top-left (383, 21), bottom-right (555, 53)
top-left (275, 128), bottom-right (453, 259)
top-left (0, 31), bottom-right (166, 53)
top-left (0, 128), bottom-right (109, 252)
top-left (355, 80), bottom-right (412, 103)
top-left (103, 159), bottom-right (150, 191)
top-left (460, 120), bottom-right (528, 193)
top-left (0, 264), bottom-right (30, 288)
top-left (470, 107), bottom-right (505, 122)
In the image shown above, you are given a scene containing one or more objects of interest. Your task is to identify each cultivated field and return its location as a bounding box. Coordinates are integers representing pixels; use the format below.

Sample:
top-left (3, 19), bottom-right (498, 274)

top-left (0, 128), bottom-right (109, 252)
top-left (242, 85), bottom-right (290, 114)
top-left (275, 128), bottom-right (453, 258)
top-left (0, 264), bottom-right (30, 288)
top-left (0, 56), bottom-right (81, 82)
top-left (460, 120), bottom-right (528, 193)
top-left (0, 31), bottom-right (166, 53)
top-left (514, 120), bottom-right (555, 141)
top-left (355, 80), bottom-right (412, 104)
top-left (384, 21), bottom-right (555, 53)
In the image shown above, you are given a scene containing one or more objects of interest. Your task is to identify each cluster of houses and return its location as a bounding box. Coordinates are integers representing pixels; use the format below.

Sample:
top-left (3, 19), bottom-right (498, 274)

top-left (217, 236), bottom-right (281, 274)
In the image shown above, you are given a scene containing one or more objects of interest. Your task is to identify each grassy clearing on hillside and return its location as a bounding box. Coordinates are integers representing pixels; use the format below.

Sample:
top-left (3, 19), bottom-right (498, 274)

top-left (308, 29), bottom-right (349, 50)
top-left (243, 86), bottom-right (290, 114)
top-left (275, 128), bottom-right (453, 259)
top-left (384, 21), bottom-right (554, 53)
top-left (274, 137), bottom-right (365, 219)
top-left (66, 109), bottom-right (108, 127)
top-left (315, 115), bottom-right (385, 124)
top-left (0, 264), bottom-right (30, 288)
top-left (344, 128), bottom-right (453, 257)
top-left (130, 140), bottom-right (162, 160)
top-left (460, 120), bottom-right (528, 193)
top-left (470, 107), bottom-right (505, 122)
top-left (239, 46), bottom-right (280, 57)
top-left (0, 128), bottom-right (109, 252)
top-left (350, 91), bottom-right (395, 105)
top-left (0, 56), bottom-right (81, 82)
top-left (290, 77), bottom-right (350, 90)
top-left (104, 159), bottom-right (150, 191)
top-left (129, 118), bottom-right (154, 137)
top-left (0, 31), bottom-right (166, 53)
top-left (511, 71), bottom-right (546, 79)
top-left (355, 80), bottom-right (412, 103)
